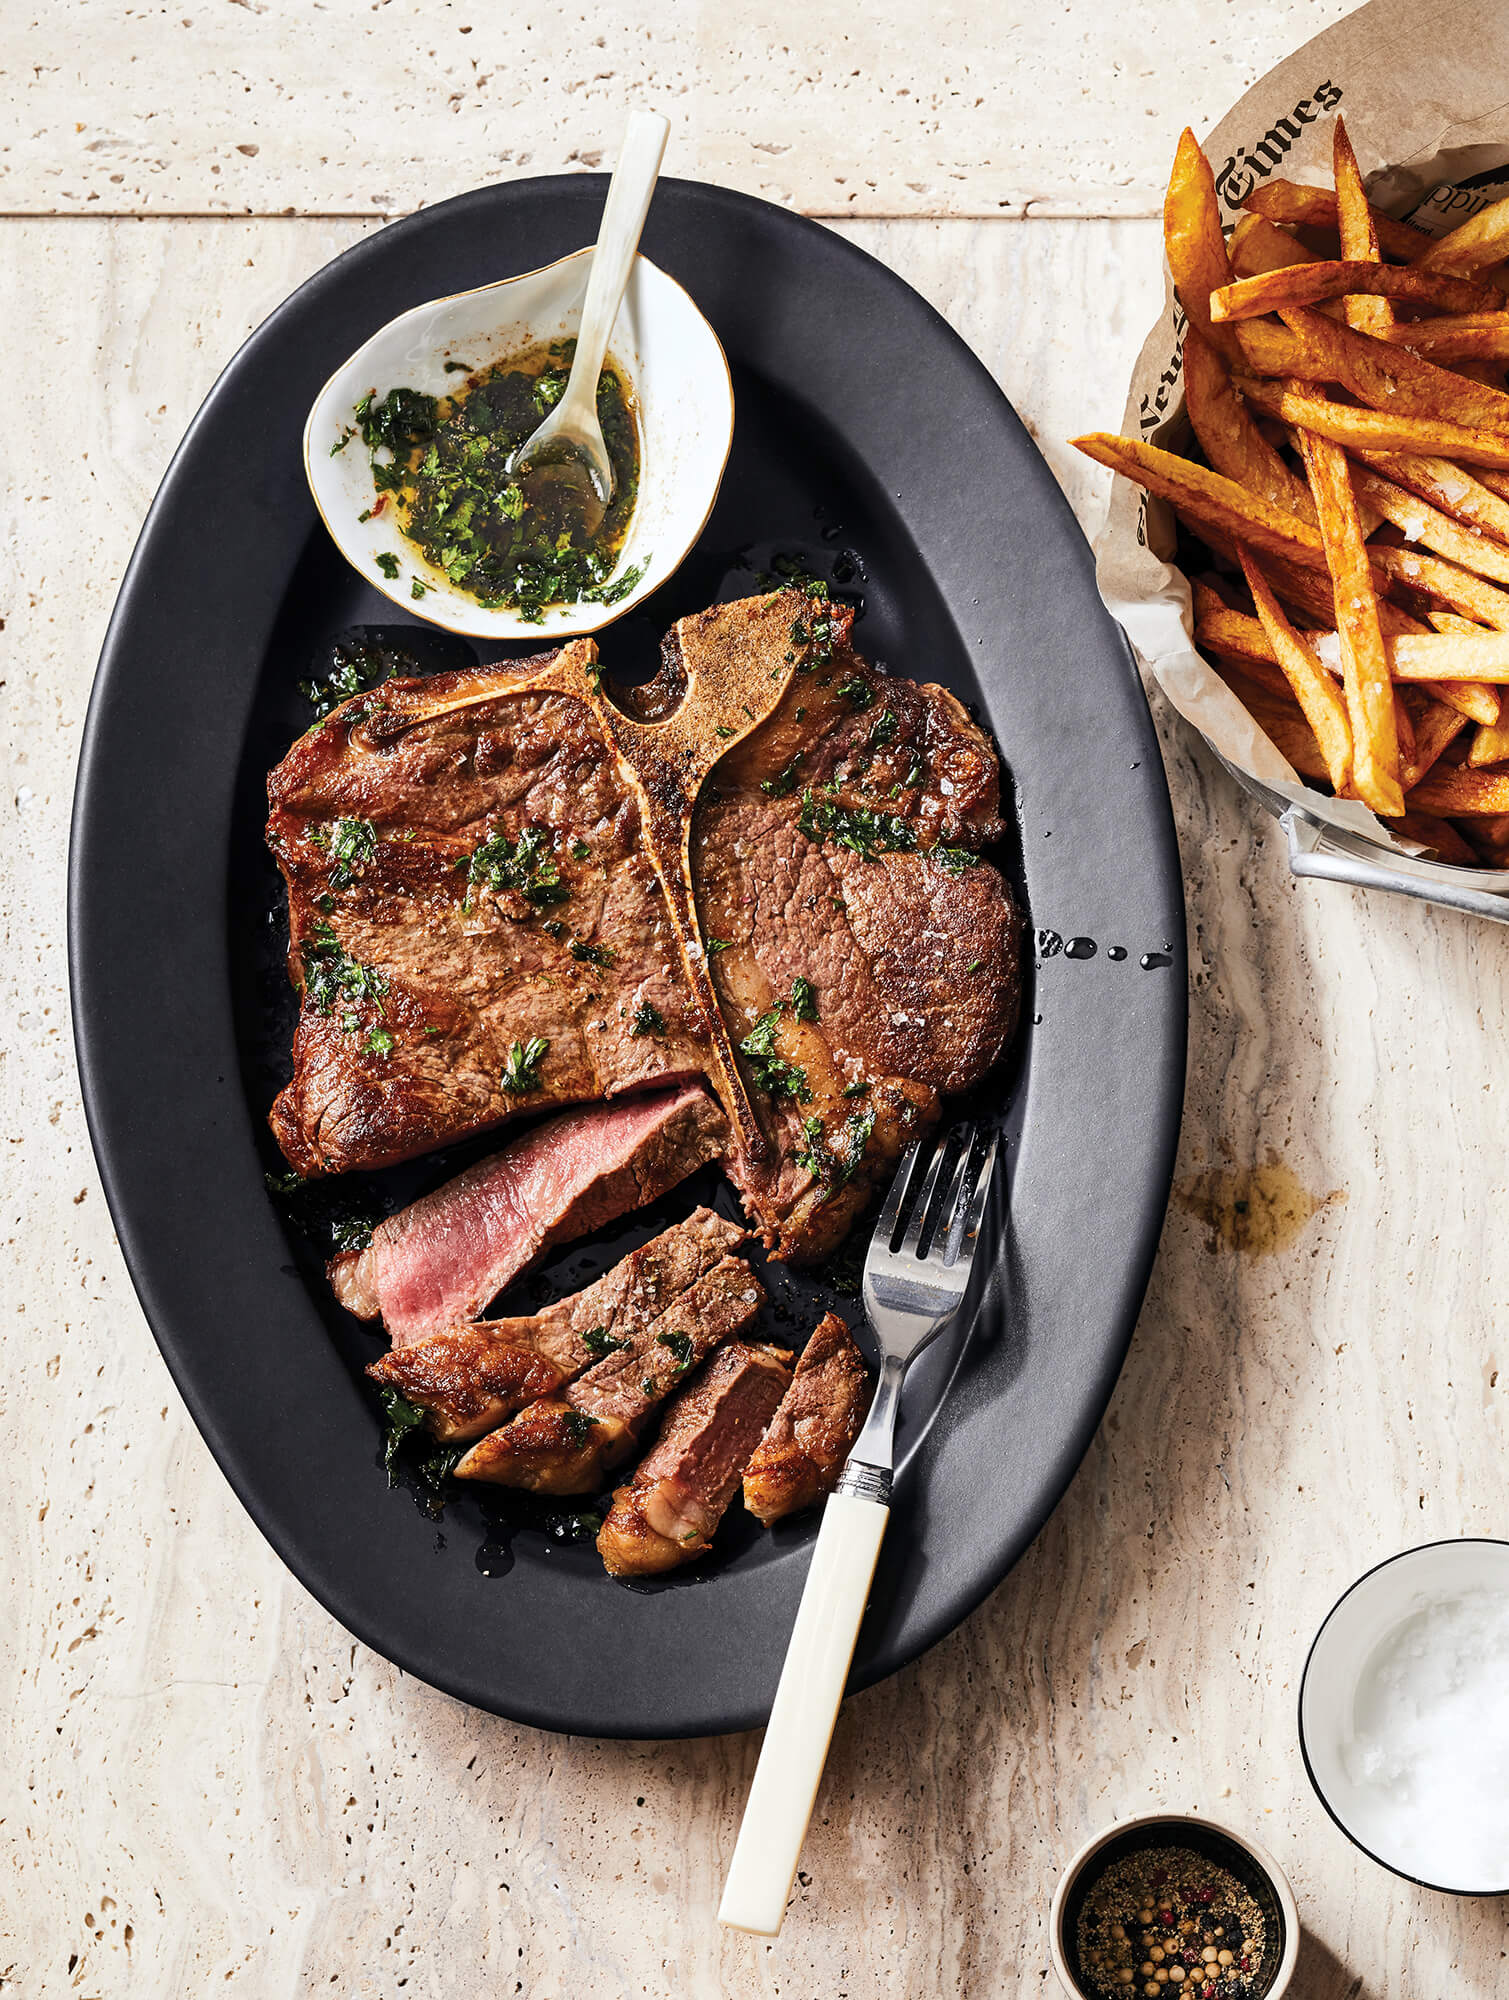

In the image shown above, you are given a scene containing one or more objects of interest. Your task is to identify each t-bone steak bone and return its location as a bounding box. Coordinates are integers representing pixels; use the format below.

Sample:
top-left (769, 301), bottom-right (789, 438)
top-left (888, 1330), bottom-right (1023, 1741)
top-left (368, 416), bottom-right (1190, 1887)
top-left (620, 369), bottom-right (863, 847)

top-left (329, 1082), bottom-right (727, 1344)
top-left (265, 591), bottom-right (1022, 1258)
top-left (364, 1207), bottom-right (747, 1441)
top-left (597, 1340), bottom-right (794, 1576)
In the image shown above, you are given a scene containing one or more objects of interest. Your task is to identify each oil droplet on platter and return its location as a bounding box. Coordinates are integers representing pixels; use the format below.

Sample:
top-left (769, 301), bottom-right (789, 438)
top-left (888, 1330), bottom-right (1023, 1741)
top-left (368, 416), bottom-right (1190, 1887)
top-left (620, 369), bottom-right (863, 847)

top-left (1140, 950), bottom-right (1172, 970)
top-left (1064, 936), bottom-right (1097, 960)
top-left (1106, 945), bottom-right (1127, 962)
top-left (1036, 928), bottom-right (1064, 959)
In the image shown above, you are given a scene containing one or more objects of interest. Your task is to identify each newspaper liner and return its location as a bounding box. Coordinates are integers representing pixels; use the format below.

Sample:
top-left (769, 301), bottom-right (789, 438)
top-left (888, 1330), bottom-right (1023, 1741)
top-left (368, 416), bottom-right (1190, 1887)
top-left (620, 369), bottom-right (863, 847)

top-left (1099, 0), bottom-right (1509, 882)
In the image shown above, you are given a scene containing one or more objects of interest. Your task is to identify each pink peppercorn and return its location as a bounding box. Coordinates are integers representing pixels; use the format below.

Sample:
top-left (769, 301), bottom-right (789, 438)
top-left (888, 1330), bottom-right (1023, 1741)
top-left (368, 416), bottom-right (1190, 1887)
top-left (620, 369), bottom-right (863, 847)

top-left (1202, 1987), bottom-right (1217, 1999)
top-left (1161, 1909), bottom-right (1174, 1926)
top-left (1240, 1959), bottom-right (1251, 1973)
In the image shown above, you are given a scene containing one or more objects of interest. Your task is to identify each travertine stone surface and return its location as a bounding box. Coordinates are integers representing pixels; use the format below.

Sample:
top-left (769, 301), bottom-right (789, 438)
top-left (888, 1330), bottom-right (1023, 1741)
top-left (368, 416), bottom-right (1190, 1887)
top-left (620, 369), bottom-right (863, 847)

top-left (5, 28), bottom-right (1509, 1997)
top-left (0, 0), bottom-right (1355, 217)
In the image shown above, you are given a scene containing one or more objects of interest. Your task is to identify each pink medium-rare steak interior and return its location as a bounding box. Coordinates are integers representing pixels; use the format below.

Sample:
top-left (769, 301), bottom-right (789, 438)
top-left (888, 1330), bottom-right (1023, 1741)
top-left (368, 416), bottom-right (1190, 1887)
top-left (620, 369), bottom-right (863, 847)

top-left (330, 1082), bottom-right (728, 1344)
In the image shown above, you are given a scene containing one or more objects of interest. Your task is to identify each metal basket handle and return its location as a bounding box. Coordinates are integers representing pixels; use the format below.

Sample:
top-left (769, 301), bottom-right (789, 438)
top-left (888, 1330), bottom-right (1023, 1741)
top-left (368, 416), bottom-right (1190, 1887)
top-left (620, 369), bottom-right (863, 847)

top-left (1282, 808), bottom-right (1509, 924)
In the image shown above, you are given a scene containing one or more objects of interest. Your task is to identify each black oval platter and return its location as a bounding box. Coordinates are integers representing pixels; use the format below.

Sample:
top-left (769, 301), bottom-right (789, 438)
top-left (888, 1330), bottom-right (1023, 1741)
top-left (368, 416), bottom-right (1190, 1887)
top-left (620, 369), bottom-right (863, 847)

top-left (69, 177), bottom-right (1186, 1737)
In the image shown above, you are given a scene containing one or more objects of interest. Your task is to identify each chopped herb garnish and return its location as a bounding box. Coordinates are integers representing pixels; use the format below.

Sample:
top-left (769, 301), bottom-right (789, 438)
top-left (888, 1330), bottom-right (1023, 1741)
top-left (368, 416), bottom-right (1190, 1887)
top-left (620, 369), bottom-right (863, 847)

top-left (543, 919), bottom-right (566, 939)
top-left (738, 1009), bottom-right (813, 1103)
top-left (641, 1376), bottom-right (656, 1397)
top-left (317, 816), bottom-right (378, 889)
top-left (869, 708), bottom-right (898, 744)
top-left (570, 938), bottom-right (615, 967)
top-left (365, 1025), bottom-right (395, 1056)
top-left (761, 751), bottom-right (805, 799)
top-left (500, 1036), bottom-right (549, 1094)
top-left (794, 1107), bottom-right (876, 1199)
top-left (789, 975), bottom-right (819, 1022)
top-left (929, 844), bottom-right (981, 874)
top-left (630, 1000), bottom-right (666, 1038)
top-left (462, 824), bottom-right (569, 912)
top-left (714, 723), bottom-right (736, 740)
top-left (843, 1077), bottom-right (869, 1098)
top-left (378, 1387), bottom-right (425, 1483)
top-left (569, 839), bottom-right (591, 861)
top-left (358, 386), bottom-right (438, 454)
top-left (411, 578), bottom-right (428, 600)
top-left (561, 1408), bottom-right (602, 1449)
top-left (374, 552), bottom-right (400, 581)
top-left (836, 675), bottom-right (874, 710)
top-left (299, 921), bottom-right (388, 1020)
top-left (656, 1330), bottom-right (696, 1372)
top-left (329, 1210), bottom-right (376, 1254)
top-left (705, 936), bottom-right (733, 954)
top-left (299, 636), bottom-right (398, 721)
top-left (965, 958), bottom-right (982, 974)
top-left (264, 1169), bottom-right (304, 1196)
top-left (581, 1325), bottom-right (630, 1359)
top-left (798, 789), bottom-right (917, 860)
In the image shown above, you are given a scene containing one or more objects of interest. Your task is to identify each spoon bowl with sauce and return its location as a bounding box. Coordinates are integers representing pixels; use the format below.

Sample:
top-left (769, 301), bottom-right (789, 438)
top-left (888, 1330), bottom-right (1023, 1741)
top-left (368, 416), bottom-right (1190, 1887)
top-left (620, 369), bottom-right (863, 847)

top-left (303, 118), bottom-right (732, 641)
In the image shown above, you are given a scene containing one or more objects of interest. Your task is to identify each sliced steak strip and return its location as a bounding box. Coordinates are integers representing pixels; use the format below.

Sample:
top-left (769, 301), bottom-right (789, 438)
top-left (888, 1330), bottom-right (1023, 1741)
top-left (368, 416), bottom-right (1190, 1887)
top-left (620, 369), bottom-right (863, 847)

top-left (453, 1254), bottom-right (766, 1493)
top-left (330, 1082), bottom-right (728, 1344)
top-left (742, 1312), bottom-right (873, 1523)
top-left (363, 1207), bottom-right (745, 1440)
top-left (598, 1341), bottom-right (794, 1576)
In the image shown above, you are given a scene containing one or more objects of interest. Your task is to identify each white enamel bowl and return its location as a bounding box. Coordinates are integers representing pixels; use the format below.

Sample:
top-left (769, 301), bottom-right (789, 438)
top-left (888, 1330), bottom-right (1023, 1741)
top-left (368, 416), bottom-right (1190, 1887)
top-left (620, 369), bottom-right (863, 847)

top-left (1299, 1537), bottom-right (1509, 1895)
top-left (303, 246), bottom-right (733, 640)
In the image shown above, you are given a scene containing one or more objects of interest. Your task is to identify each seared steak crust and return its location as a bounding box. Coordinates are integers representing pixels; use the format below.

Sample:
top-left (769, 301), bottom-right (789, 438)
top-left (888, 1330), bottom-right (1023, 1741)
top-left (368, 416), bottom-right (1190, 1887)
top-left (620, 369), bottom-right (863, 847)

top-left (597, 1340), bottom-right (793, 1576)
top-left (453, 1253), bottom-right (766, 1492)
top-left (363, 1206), bottom-right (746, 1440)
top-left (742, 1312), bottom-right (873, 1523)
top-left (267, 651), bottom-right (714, 1177)
top-left (330, 1083), bottom-right (727, 1344)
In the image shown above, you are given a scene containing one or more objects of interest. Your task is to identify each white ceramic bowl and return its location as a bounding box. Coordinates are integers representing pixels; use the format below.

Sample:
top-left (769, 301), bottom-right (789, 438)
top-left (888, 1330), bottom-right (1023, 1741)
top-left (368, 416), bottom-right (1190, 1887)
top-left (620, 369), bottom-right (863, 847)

top-left (1049, 1812), bottom-right (1300, 2000)
top-left (302, 246), bottom-right (733, 640)
top-left (1299, 1537), bottom-right (1509, 1895)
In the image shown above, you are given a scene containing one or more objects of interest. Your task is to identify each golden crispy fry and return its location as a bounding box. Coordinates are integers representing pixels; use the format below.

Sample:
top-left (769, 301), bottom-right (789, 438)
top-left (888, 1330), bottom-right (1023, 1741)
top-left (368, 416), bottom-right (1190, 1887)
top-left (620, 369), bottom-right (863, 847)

top-left (1182, 327), bottom-right (1316, 523)
top-left (1234, 372), bottom-right (1509, 470)
top-left (1408, 764), bottom-right (1509, 813)
top-left (1213, 663), bottom-right (1331, 781)
top-left (1242, 179), bottom-right (1431, 261)
top-left (1193, 602), bottom-right (1503, 715)
top-left (1210, 259), bottom-right (1500, 324)
top-left (1294, 425), bottom-right (1403, 815)
top-left (1469, 713), bottom-right (1509, 766)
top-left (1227, 212), bottom-right (1321, 279)
top-left (1477, 469), bottom-right (1509, 503)
top-left (1164, 129), bottom-right (1240, 365)
top-left (1380, 313), bottom-right (1509, 362)
top-left (1353, 450), bottom-right (1509, 545)
top-left (1371, 543), bottom-right (1509, 628)
top-left (1237, 547), bottom-right (1351, 789)
top-left (1399, 699), bottom-right (1472, 789)
top-left (1333, 117), bottom-right (1392, 339)
top-left (1236, 307), bottom-right (1509, 433)
top-left (1415, 195), bottom-right (1509, 277)
top-left (1393, 808), bottom-right (1480, 862)
top-left (1070, 432), bottom-right (1330, 570)
top-left (1351, 468), bottom-right (1509, 586)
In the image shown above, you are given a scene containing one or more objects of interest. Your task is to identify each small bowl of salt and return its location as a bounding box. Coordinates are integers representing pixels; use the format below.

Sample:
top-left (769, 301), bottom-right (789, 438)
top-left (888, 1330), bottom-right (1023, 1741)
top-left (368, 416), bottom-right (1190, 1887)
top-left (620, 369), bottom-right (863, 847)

top-left (1300, 1537), bottom-right (1509, 1895)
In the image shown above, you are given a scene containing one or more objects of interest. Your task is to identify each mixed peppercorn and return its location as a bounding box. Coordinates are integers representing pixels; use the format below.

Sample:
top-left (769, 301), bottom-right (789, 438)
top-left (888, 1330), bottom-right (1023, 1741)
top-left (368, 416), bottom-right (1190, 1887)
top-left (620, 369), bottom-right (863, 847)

top-left (1075, 1846), bottom-right (1269, 2000)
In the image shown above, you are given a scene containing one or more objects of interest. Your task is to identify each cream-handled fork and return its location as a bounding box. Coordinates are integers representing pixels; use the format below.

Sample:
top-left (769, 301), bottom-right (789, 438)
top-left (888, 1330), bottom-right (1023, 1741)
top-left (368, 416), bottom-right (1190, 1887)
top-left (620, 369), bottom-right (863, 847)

top-left (718, 1123), bottom-right (999, 1936)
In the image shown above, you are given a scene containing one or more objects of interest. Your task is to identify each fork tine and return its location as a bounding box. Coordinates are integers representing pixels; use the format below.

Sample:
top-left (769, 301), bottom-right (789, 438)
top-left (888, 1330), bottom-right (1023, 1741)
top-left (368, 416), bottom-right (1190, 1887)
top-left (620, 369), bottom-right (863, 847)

top-left (931, 1124), bottom-right (977, 1266)
top-left (898, 1133), bottom-right (950, 1260)
top-left (874, 1137), bottom-right (922, 1248)
top-left (952, 1128), bottom-right (999, 1270)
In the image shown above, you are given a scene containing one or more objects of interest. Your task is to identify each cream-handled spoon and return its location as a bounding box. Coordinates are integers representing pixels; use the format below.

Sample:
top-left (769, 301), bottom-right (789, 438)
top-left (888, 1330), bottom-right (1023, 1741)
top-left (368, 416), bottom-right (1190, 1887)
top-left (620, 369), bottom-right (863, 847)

top-left (507, 108), bottom-right (670, 534)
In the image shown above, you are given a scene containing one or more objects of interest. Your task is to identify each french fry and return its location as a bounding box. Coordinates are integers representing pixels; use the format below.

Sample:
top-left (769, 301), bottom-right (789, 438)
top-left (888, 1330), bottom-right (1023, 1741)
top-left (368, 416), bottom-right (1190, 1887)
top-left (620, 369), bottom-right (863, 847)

top-left (1237, 307), bottom-right (1509, 433)
top-left (1227, 212), bottom-right (1321, 279)
top-left (1350, 467), bottom-right (1509, 586)
top-left (1333, 116), bottom-right (1392, 339)
top-left (1408, 764), bottom-right (1509, 813)
top-left (1236, 547), bottom-right (1351, 790)
top-left (1415, 194), bottom-right (1509, 277)
top-left (1182, 326), bottom-right (1316, 523)
top-left (1070, 433), bottom-right (1330, 570)
top-left (1476, 469), bottom-right (1509, 503)
top-left (1242, 179), bottom-right (1432, 262)
top-left (1468, 712), bottom-right (1509, 767)
top-left (1371, 543), bottom-right (1509, 629)
top-left (1380, 313), bottom-right (1509, 363)
top-left (1351, 450), bottom-right (1509, 545)
top-left (1194, 601), bottom-right (1507, 703)
top-left (1400, 700), bottom-right (1472, 789)
top-left (1294, 425), bottom-right (1404, 814)
top-left (1392, 809), bottom-right (1480, 863)
top-left (1164, 130), bottom-right (1240, 365)
top-left (1234, 372), bottom-right (1509, 471)
top-left (1210, 260), bottom-right (1501, 324)
top-left (1213, 663), bottom-right (1332, 781)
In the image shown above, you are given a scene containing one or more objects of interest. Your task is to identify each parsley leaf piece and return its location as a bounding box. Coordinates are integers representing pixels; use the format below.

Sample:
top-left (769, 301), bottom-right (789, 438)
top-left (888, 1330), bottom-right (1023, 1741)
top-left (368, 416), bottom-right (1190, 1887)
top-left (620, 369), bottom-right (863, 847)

top-left (374, 552), bottom-right (400, 580)
top-left (299, 922), bottom-right (388, 1021)
top-left (630, 1000), bottom-right (666, 1038)
top-left (929, 844), bottom-right (981, 874)
top-left (561, 1407), bottom-right (602, 1449)
top-left (789, 976), bottom-right (819, 1022)
top-left (836, 675), bottom-right (874, 710)
top-left (737, 1009), bottom-right (813, 1103)
top-left (656, 1330), bottom-right (695, 1372)
top-left (760, 751), bottom-right (804, 798)
top-left (322, 816), bottom-right (378, 889)
top-left (378, 1387), bottom-right (426, 1483)
top-left (462, 825), bottom-right (569, 912)
top-left (569, 939), bottom-right (615, 967)
top-left (365, 1026), bottom-right (395, 1056)
top-left (581, 1325), bottom-right (629, 1359)
top-left (500, 1036), bottom-right (549, 1094)
top-left (797, 789), bottom-right (917, 861)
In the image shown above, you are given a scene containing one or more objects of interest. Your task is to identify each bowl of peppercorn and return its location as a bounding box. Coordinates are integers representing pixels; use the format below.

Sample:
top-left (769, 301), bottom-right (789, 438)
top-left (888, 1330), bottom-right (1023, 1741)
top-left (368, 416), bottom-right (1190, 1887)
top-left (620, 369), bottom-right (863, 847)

top-left (1049, 1814), bottom-right (1300, 2000)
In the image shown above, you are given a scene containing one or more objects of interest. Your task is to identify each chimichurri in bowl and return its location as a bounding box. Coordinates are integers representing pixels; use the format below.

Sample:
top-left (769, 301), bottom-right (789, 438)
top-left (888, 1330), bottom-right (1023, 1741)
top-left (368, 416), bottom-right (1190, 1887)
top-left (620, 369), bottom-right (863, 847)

top-left (341, 340), bottom-right (645, 623)
top-left (304, 242), bottom-right (733, 641)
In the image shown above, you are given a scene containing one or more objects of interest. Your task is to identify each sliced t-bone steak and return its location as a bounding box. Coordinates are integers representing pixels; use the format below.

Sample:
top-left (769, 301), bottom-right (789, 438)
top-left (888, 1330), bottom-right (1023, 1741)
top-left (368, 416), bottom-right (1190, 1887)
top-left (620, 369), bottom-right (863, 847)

top-left (742, 1312), bottom-right (873, 1523)
top-left (453, 1254), bottom-right (767, 1494)
top-left (364, 1207), bottom-right (746, 1441)
top-left (598, 1340), bottom-right (794, 1576)
top-left (265, 592), bottom-right (1022, 1260)
top-left (330, 1082), bottom-right (727, 1344)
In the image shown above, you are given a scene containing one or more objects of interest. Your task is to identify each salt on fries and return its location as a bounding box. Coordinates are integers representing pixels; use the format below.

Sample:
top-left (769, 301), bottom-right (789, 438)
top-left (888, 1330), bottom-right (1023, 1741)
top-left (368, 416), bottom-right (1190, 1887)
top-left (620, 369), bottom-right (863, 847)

top-left (1074, 115), bottom-right (1509, 858)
